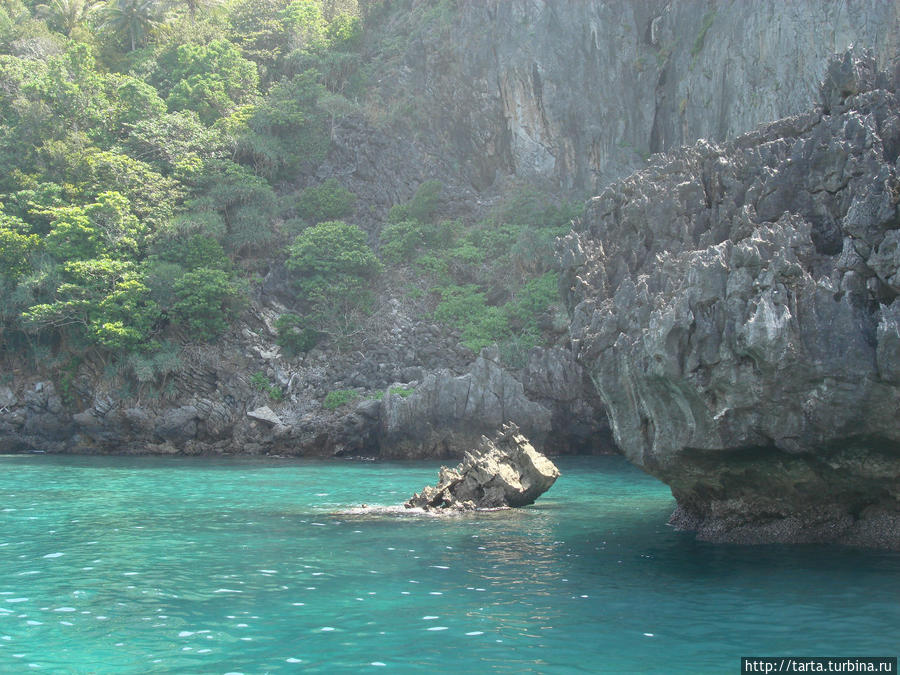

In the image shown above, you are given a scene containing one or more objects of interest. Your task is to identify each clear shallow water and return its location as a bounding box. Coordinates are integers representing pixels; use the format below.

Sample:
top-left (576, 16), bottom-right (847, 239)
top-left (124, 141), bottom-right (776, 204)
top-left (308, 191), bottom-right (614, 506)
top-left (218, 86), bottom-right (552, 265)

top-left (0, 455), bottom-right (897, 674)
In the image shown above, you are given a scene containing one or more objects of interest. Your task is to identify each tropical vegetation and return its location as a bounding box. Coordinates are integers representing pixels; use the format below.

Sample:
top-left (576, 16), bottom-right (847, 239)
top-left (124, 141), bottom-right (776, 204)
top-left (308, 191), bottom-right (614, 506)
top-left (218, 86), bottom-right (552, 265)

top-left (0, 0), bottom-right (579, 400)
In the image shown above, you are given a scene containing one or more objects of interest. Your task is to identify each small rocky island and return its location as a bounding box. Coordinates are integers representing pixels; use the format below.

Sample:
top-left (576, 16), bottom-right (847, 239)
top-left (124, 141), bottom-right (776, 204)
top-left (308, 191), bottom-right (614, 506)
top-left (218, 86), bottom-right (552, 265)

top-left (405, 423), bottom-right (560, 511)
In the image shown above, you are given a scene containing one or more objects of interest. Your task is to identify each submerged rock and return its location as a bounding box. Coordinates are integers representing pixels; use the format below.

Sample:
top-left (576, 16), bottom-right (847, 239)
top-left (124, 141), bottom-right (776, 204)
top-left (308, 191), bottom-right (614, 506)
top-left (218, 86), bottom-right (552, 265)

top-left (404, 423), bottom-right (560, 511)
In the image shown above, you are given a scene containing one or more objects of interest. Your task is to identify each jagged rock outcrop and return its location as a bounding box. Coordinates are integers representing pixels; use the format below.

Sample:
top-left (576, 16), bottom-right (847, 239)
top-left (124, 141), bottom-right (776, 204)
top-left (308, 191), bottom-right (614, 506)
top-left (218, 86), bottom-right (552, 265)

top-left (405, 423), bottom-right (560, 510)
top-left (561, 49), bottom-right (900, 548)
top-left (379, 346), bottom-right (552, 458)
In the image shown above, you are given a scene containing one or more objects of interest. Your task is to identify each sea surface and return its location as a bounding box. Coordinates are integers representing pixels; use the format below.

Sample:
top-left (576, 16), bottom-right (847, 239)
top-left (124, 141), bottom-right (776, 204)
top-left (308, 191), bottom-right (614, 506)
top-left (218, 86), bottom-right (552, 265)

top-left (0, 454), bottom-right (897, 674)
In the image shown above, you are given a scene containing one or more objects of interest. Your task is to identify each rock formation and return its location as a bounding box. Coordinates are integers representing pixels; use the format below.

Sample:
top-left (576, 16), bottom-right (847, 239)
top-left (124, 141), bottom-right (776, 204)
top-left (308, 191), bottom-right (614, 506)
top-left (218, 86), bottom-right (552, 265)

top-left (0, 340), bottom-right (580, 459)
top-left (560, 49), bottom-right (900, 548)
top-left (379, 346), bottom-right (552, 458)
top-left (405, 423), bottom-right (560, 511)
top-left (363, 0), bottom-right (899, 192)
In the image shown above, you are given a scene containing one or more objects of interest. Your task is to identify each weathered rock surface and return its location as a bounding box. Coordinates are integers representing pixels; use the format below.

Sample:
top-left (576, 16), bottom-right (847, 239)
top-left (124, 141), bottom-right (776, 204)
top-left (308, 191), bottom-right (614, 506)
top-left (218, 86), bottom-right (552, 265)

top-left (560, 49), bottom-right (900, 548)
top-left (0, 386), bottom-right (15, 409)
top-left (379, 347), bottom-right (552, 458)
top-left (405, 423), bottom-right (560, 510)
top-left (367, 0), bottom-right (899, 192)
top-left (247, 406), bottom-right (282, 426)
top-left (0, 335), bottom-right (582, 459)
top-left (522, 347), bottom-right (616, 455)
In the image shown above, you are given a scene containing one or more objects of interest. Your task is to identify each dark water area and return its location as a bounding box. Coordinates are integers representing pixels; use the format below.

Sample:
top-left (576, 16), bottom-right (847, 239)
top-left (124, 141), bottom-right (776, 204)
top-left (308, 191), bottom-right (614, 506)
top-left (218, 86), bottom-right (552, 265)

top-left (0, 454), bottom-right (897, 673)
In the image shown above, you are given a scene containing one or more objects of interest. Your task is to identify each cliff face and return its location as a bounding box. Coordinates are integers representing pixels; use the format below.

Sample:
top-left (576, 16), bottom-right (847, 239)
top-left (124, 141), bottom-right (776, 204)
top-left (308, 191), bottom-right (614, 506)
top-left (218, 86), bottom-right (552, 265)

top-left (367, 0), bottom-right (900, 192)
top-left (560, 51), bottom-right (900, 548)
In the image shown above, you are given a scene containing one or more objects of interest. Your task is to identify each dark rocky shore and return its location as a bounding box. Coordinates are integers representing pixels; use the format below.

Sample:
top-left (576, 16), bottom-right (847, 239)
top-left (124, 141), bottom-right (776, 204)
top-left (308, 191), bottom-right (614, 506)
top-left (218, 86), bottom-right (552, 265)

top-left (0, 343), bottom-right (606, 459)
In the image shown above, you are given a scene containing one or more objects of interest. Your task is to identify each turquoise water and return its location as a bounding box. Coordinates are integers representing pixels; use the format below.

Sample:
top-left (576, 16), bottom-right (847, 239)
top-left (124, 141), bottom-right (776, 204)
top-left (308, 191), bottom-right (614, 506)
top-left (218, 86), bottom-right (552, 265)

top-left (0, 455), bottom-right (897, 674)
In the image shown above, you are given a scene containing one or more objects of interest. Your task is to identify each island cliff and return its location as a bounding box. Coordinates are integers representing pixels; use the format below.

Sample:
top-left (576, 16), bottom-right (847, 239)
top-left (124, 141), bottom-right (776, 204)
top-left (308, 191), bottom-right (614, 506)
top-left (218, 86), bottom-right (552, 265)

top-left (561, 50), bottom-right (900, 548)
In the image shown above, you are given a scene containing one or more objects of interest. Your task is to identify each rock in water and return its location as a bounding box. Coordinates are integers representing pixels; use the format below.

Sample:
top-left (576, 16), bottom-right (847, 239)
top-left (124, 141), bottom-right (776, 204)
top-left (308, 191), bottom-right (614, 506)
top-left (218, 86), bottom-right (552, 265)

top-left (405, 423), bottom-right (560, 510)
top-left (559, 48), bottom-right (900, 548)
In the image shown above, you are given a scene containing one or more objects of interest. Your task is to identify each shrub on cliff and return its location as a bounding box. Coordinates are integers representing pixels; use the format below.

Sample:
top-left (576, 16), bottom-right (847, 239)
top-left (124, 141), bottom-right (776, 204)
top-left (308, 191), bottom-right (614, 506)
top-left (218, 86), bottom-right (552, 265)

top-left (275, 312), bottom-right (321, 355)
top-left (379, 218), bottom-right (460, 263)
top-left (294, 178), bottom-right (356, 225)
top-left (322, 388), bottom-right (357, 410)
top-left (387, 179), bottom-right (443, 224)
top-left (379, 220), bottom-right (425, 263)
top-left (171, 267), bottom-right (245, 341)
top-left (286, 220), bottom-right (382, 340)
top-left (22, 258), bottom-right (161, 352)
top-left (0, 211), bottom-right (40, 283)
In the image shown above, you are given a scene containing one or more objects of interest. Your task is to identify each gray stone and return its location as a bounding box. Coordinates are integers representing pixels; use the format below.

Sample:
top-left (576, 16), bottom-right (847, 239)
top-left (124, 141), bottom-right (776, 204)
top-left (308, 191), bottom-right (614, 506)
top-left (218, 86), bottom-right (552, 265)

top-left (154, 406), bottom-right (198, 443)
top-left (380, 348), bottom-right (552, 458)
top-left (405, 423), bottom-right (560, 510)
top-left (123, 407), bottom-right (152, 432)
top-left (0, 386), bottom-right (15, 409)
top-left (247, 406), bottom-right (282, 426)
top-left (560, 50), bottom-right (900, 549)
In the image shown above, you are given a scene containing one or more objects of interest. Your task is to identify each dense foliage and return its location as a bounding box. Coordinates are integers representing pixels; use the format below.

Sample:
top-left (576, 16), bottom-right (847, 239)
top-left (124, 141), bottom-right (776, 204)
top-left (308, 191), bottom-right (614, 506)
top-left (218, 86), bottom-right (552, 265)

top-left (285, 219), bottom-right (381, 343)
top-left (380, 182), bottom-right (580, 365)
top-left (0, 0), bottom-right (579, 401)
top-left (0, 0), bottom-right (365, 382)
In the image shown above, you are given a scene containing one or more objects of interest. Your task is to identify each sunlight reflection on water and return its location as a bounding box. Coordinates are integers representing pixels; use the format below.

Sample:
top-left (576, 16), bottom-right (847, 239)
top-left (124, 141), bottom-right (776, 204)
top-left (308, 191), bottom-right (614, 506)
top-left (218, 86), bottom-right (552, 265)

top-left (0, 454), bottom-right (897, 674)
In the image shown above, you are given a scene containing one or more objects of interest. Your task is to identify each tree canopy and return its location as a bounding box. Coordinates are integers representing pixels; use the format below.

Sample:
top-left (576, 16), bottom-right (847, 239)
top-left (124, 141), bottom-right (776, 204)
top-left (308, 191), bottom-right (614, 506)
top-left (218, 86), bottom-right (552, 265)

top-left (0, 0), bottom-right (365, 377)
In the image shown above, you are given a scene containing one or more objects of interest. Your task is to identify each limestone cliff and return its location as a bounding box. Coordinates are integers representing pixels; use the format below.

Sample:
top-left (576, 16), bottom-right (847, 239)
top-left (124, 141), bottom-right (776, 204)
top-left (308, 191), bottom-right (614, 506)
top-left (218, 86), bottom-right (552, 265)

top-left (364, 0), bottom-right (899, 192)
top-left (560, 50), bottom-right (900, 548)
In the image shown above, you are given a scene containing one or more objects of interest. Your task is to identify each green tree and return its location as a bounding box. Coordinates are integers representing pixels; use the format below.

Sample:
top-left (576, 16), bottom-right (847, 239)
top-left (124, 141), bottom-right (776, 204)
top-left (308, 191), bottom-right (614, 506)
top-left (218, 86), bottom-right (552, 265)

top-left (275, 312), bottom-right (320, 354)
top-left (378, 220), bottom-right (423, 263)
top-left (148, 231), bottom-right (229, 271)
top-left (287, 219), bottom-right (380, 289)
top-left (110, 74), bottom-right (167, 130)
top-left (294, 177), bottom-right (355, 224)
top-left (161, 39), bottom-right (259, 124)
top-left (124, 110), bottom-right (228, 173)
top-left (228, 0), bottom-right (292, 73)
top-left (388, 179), bottom-right (443, 224)
top-left (239, 69), bottom-right (328, 178)
top-left (281, 0), bottom-right (327, 54)
top-left (286, 219), bottom-right (381, 336)
top-left (87, 274), bottom-right (159, 349)
top-left (22, 258), bottom-right (160, 352)
top-left (171, 267), bottom-right (243, 340)
top-left (100, 0), bottom-right (163, 51)
top-left (172, 0), bottom-right (219, 21)
top-left (0, 208), bottom-right (40, 282)
top-left (71, 149), bottom-right (182, 228)
top-left (32, 44), bottom-right (112, 142)
top-left (85, 191), bottom-right (145, 255)
top-left (44, 205), bottom-right (104, 261)
top-left (167, 74), bottom-right (232, 124)
top-left (35, 0), bottom-right (104, 37)
top-left (185, 159), bottom-right (278, 253)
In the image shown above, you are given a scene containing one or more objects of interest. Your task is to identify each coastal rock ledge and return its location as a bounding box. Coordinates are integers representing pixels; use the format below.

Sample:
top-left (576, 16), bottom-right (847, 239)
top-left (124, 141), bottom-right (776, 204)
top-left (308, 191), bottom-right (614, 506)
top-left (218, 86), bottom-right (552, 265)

top-left (560, 50), bottom-right (900, 549)
top-left (405, 423), bottom-right (560, 511)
